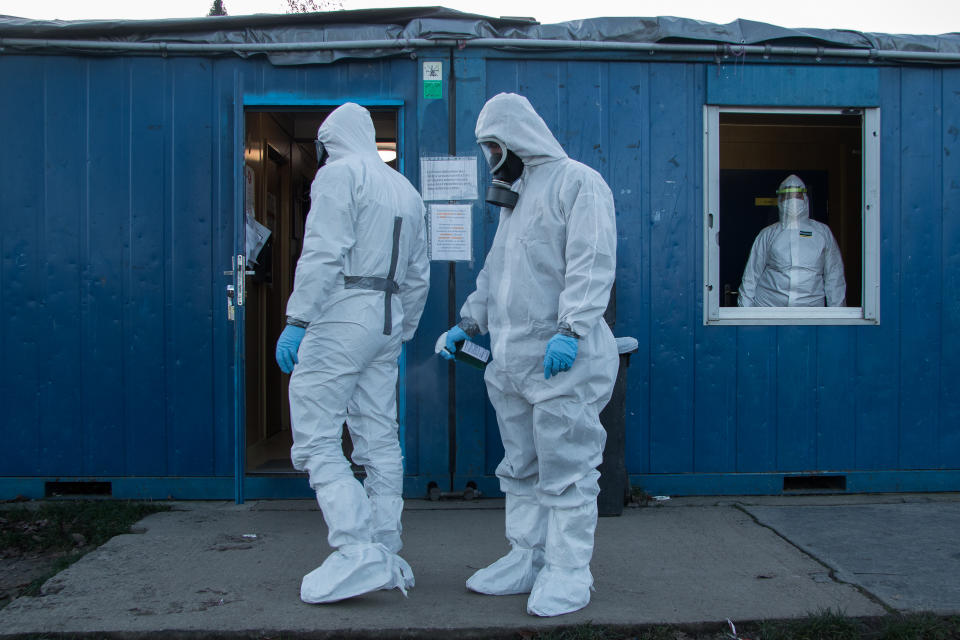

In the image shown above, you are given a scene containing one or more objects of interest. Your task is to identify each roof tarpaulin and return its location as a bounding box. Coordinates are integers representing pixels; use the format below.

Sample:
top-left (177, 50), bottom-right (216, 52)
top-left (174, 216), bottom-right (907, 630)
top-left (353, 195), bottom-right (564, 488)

top-left (1, 6), bottom-right (958, 65)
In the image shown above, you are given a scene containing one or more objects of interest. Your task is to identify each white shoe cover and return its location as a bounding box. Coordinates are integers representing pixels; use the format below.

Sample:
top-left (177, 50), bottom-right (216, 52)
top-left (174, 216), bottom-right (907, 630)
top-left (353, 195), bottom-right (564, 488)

top-left (370, 494), bottom-right (404, 554)
top-left (466, 547), bottom-right (544, 595)
top-left (526, 564), bottom-right (593, 617)
top-left (300, 542), bottom-right (415, 604)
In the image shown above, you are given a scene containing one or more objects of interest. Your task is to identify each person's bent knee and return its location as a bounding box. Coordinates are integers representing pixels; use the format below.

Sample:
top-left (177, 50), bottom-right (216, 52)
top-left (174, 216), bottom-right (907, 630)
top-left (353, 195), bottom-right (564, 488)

top-left (535, 471), bottom-right (600, 509)
top-left (292, 437), bottom-right (356, 490)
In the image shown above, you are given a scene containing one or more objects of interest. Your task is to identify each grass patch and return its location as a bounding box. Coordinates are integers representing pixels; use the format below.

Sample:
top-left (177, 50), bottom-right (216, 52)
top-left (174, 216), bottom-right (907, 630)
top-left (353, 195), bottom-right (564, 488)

top-left (0, 500), bottom-right (168, 553)
top-left (519, 625), bottom-right (677, 640)
top-left (749, 611), bottom-right (960, 640)
top-left (1, 500), bottom-right (170, 604)
top-left (755, 608), bottom-right (863, 640)
top-left (876, 613), bottom-right (960, 640)
top-left (505, 613), bottom-right (960, 640)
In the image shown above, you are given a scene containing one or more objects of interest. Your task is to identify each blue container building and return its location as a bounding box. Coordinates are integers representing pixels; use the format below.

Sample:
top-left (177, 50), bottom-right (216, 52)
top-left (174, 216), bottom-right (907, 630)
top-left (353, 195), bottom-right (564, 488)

top-left (1, 8), bottom-right (958, 501)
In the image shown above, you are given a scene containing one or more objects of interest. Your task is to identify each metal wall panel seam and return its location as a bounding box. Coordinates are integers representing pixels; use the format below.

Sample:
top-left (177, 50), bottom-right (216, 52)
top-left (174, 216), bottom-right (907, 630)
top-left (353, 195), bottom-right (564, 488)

top-left (39, 57), bottom-right (86, 476)
top-left (209, 59), bottom-right (227, 478)
top-left (415, 52), bottom-right (455, 484)
top-left (898, 68), bottom-right (942, 469)
top-left (451, 51), bottom-right (489, 482)
top-left (939, 68), bottom-right (960, 469)
top-left (855, 65), bottom-right (902, 470)
top-left (647, 61), bottom-right (697, 473)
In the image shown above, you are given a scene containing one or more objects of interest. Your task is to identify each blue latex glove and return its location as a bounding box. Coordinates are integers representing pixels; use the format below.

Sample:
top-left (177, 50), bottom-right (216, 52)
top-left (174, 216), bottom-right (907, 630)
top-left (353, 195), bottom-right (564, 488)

top-left (439, 325), bottom-right (470, 361)
top-left (275, 325), bottom-right (306, 374)
top-left (543, 334), bottom-right (578, 379)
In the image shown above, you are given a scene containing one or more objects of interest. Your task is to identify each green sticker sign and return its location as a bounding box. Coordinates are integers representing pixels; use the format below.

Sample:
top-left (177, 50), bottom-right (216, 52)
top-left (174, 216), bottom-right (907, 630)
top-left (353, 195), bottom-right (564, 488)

top-left (423, 61), bottom-right (443, 99)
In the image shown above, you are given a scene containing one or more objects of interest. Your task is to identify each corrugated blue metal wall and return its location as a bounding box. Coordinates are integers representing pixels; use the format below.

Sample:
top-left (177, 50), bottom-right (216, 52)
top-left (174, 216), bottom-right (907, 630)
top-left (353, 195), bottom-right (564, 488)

top-left (0, 56), bottom-right (234, 489)
top-left (0, 53), bottom-right (453, 499)
top-left (2, 47), bottom-right (958, 498)
top-left (449, 54), bottom-right (960, 495)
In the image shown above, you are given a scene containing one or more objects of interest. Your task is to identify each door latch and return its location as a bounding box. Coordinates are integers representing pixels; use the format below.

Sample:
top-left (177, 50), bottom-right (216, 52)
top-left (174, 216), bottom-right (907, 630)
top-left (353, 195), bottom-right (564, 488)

top-left (225, 254), bottom-right (246, 322)
top-left (226, 284), bottom-right (236, 322)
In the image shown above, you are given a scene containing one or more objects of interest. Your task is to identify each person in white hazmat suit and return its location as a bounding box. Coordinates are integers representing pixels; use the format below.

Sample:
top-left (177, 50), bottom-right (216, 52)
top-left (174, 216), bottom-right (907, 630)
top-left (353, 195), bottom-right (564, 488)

top-left (274, 102), bottom-right (430, 604)
top-left (438, 93), bottom-right (618, 617)
top-left (738, 174), bottom-right (846, 307)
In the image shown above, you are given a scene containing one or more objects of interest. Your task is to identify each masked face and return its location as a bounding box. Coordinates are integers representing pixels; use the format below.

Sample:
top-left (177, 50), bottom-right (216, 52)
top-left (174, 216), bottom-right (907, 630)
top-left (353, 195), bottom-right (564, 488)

top-left (781, 197), bottom-right (806, 218)
top-left (480, 138), bottom-right (524, 208)
top-left (777, 178), bottom-right (809, 221)
top-left (315, 139), bottom-right (329, 169)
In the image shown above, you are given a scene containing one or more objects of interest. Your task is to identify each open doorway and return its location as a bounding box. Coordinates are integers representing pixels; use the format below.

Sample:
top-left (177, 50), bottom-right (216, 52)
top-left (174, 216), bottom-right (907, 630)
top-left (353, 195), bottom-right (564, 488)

top-left (242, 106), bottom-right (400, 475)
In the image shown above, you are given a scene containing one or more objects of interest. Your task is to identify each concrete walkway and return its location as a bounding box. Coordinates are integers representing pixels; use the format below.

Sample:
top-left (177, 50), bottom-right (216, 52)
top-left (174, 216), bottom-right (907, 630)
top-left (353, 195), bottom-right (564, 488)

top-left (1, 493), bottom-right (958, 638)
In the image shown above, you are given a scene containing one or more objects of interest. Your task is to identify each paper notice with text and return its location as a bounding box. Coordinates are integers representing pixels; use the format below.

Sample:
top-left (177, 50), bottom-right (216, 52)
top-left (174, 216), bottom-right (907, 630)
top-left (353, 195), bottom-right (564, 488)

top-left (420, 156), bottom-right (477, 202)
top-left (429, 203), bottom-right (472, 262)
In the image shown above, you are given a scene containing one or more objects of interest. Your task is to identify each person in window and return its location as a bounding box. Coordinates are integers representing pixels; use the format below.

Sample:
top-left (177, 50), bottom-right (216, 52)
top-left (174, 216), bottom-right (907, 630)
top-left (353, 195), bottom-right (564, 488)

top-left (738, 174), bottom-right (846, 307)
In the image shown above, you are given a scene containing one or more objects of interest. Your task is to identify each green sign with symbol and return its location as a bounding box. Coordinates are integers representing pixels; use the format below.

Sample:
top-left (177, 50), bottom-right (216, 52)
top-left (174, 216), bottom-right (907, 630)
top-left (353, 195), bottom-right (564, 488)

top-left (423, 61), bottom-right (443, 99)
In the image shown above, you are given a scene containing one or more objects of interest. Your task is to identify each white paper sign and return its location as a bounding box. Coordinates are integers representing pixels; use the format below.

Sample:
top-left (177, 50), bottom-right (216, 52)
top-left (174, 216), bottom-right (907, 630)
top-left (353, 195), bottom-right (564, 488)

top-left (422, 61), bottom-right (443, 81)
top-left (429, 203), bottom-right (472, 262)
top-left (420, 156), bottom-right (478, 202)
top-left (245, 214), bottom-right (271, 265)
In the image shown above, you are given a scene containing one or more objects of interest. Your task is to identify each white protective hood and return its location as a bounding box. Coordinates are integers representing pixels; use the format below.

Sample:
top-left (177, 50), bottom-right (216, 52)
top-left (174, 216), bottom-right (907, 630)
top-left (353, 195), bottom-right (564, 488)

top-left (316, 101), bottom-right (381, 162)
top-left (475, 93), bottom-right (567, 166)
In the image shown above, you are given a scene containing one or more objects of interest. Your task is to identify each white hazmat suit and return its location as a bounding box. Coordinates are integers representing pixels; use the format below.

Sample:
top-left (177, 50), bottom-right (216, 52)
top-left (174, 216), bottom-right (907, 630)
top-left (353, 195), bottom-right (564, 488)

top-left (738, 174), bottom-right (846, 307)
top-left (458, 93), bottom-right (618, 616)
top-left (284, 103), bottom-right (430, 603)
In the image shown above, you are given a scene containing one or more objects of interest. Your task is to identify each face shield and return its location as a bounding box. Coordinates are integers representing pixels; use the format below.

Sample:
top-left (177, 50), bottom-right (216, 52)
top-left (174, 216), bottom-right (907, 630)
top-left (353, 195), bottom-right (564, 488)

top-left (777, 182), bottom-right (808, 219)
top-left (479, 137), bottom-right (523, 209)
top-left (481, 139), bottom-right (507, 173)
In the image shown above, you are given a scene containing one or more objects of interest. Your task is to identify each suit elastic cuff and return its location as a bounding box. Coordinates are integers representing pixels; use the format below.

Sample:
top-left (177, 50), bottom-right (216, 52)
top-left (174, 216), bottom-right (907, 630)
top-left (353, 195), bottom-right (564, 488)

top-left (458, 318), bottom-right (480, 338)
top-left (558, 323), bottom-right (580, 339)
top-left (286, 316), bottom-right (310, 328)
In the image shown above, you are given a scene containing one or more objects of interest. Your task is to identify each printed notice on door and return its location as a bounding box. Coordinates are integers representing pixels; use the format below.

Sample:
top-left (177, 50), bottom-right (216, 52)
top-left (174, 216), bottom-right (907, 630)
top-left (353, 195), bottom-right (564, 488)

top-left (429, 203), bottom-right (472, 262)
top-left (420, 156), bottom-right (477, 202)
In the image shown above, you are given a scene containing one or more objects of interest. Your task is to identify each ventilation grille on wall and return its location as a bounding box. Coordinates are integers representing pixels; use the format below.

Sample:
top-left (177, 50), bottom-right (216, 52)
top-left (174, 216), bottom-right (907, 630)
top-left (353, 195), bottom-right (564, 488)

top-left (783, 475), bottom-right (847, 493)
top-left (45, 481), bottom-right (113, 497)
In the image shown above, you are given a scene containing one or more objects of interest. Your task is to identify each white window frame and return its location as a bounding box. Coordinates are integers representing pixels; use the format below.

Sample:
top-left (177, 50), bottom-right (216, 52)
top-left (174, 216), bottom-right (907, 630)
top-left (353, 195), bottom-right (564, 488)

top-left (703, 105), bottom-right (880, 325)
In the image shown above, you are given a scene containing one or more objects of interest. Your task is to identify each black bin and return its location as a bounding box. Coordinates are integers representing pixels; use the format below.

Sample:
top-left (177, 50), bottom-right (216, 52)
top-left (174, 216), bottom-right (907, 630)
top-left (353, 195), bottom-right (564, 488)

top-left (598, 336), bottom-right (638, 517)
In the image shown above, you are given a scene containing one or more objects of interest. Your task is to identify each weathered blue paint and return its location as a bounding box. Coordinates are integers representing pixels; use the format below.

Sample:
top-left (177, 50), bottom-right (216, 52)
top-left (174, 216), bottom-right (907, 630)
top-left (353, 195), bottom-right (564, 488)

top-left (776, 326), bottom-right (818, 471)
top-left (708, 64), bottom-right (880, 106)
top-left (856, 66), bottom-right (903, 471)
top-left (413, 52), bottom-right (455, 489)
top-left (2, 41), bottom-right (959, 499)
top-left (38, 58), bottom-right (86, 477)
top-left (232, 71), bottom-right (246, 504)
top-left (243, 96), bottom-right (405, 107)
top-left (452, 52), bottom-right (497, 491)
top-left (647, 62), bottom-right (701, 475)
top-left (899, 68), bottom-right (943, 470)
top-left (815, 326), bottom-right (857, 470)
top-left (941, 68), bottom-right (960, 470)
top-left (0, 53), bottom-right (445, 499)
top-left (634, 470), bottom-right (960, 496)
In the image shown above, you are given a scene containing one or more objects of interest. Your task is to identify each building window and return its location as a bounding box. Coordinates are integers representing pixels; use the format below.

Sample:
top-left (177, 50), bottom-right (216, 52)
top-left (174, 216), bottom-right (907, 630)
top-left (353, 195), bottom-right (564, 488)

top-left (703, 106), bottom-right (880, 325)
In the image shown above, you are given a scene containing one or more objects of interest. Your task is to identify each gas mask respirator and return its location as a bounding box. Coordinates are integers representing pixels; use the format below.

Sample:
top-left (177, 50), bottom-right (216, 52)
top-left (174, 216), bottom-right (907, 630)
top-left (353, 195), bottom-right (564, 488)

top-left (480, 139), bottom-right (524, 209)
top-left (315, 139), bottom-right (329, 169)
